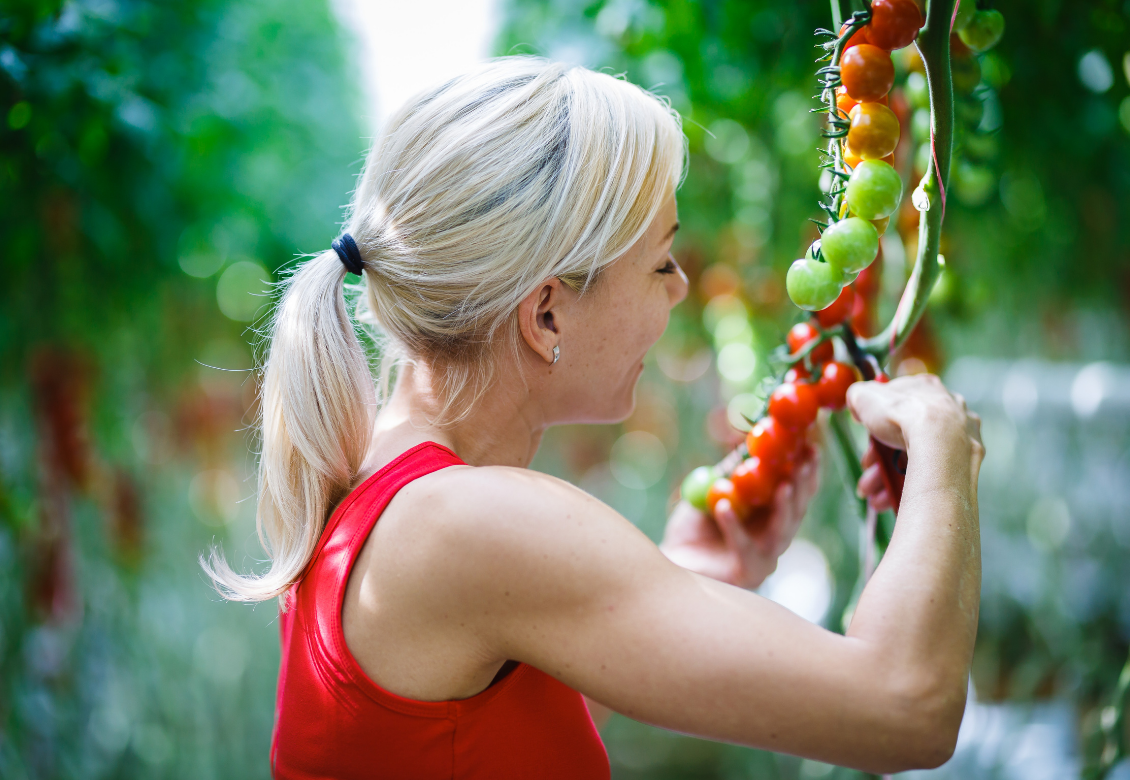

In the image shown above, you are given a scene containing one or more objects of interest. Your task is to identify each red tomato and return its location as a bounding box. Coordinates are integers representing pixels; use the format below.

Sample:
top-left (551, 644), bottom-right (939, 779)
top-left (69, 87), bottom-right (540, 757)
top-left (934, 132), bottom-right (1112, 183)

top-left (868, 0), bottom-right (923, 51)
top-left (784, 366), bottom-right (809, 383)
top-left (817, 361), bottom-right (860, 409)
top-left (839, 21), bottom-right (871, 50)
top-left (731, 457), bottom-right (777, 507)
top-left (815, 285), bottom-right (856, 328)
top-left (787, 322), bottom-right (835, 364)
top-left (768, 382), bottom-right (821, 430)
top-left (841, 45), bottom-right (895, 103)
top-left (847, 102), bottom-right (900, 160)
top-left (746, 416), bottom-right (797, 469)
top-left (706, 478), bottom-right (750, 518)
top-left (875, 371), bottom-right (891, 383)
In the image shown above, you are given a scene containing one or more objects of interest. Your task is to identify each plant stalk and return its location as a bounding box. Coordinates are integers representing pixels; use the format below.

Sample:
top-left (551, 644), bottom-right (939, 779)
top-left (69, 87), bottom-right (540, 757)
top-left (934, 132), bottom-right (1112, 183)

top-left (1092, 647), bottom-right (1130, 779)
top-left (860, 0), bottom-right (954, 357)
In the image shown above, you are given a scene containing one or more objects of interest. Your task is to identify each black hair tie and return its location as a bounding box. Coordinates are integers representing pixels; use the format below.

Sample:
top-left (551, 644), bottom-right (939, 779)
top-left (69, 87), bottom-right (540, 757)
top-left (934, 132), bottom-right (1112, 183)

top-left (332, 233), bottom-right (365, 276)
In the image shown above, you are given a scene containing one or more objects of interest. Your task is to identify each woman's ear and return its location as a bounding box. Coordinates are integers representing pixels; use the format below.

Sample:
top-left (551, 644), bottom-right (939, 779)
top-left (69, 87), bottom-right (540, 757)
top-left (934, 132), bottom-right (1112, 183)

top-left (517, 278), bottom-right (564, 364)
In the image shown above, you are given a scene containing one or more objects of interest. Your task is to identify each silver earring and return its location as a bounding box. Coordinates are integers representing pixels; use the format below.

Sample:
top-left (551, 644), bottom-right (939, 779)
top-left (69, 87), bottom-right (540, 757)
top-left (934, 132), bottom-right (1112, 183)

top-left (552, 346), bottom-right (560, 364)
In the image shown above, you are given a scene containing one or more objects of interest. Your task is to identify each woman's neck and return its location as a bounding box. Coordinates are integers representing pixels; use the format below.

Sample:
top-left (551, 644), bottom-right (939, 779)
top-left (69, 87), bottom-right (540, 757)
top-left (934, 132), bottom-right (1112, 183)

top-left (370, 361), bottom-right (546, 469)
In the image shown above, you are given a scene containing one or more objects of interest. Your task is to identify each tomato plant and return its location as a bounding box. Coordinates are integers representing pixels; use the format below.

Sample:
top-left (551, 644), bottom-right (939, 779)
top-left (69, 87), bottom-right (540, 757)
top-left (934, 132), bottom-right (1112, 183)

top-left (838, 20), bottom-right (871, 50)
top-left (840, 44), bottom-right (894, 103)
top-left (787, 322), bottom-right (835, 364)
top-left (681, 465), bottom-right (716, 511)
top-left (706, 478), bottom-right (749, 518)
top-left (867, 0), bottom-right (923, 51)
top-left (845, 159), bottom-right (902, 220)
top-left (815, 285), bottom-right (856, 328)
top-left (786, 258), bottom-right (844, 312)
top-left (731, 457), bottom-right (776, 507)
top-left (819, 216), bottom-right (880, 275)
top-left (745, 416), bottom-right (797, 471)
top-left (958, 9), bottom-right (1005, 54)
top-left (847, 101), bottom-right (901, 160)
top-left (816, 361), bottom-right (859, 410)
top-left (768, 382), bottom-right (820, 430)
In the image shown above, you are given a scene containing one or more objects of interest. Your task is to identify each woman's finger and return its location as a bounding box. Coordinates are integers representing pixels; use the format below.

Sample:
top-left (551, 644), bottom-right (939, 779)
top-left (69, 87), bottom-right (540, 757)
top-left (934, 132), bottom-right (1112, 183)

top-left (857, 462), bottom-right (886, 498)
top-left (714, 500), bottom-right (755, 557)
top-left (846, 381), bottom-right (907, 449)
top-left (861, 441), bottom-right (878, 469)
top-left (796, 449), bottom-right (821, 506)
top-left (869, 489), bottom-right (893, 513)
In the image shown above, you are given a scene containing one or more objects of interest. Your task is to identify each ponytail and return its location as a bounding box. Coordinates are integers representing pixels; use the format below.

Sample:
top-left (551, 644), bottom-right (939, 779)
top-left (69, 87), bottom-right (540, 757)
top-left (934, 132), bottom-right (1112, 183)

top-left (202, 250), bottom-right (375, 605)
top-left (204, 56), bottom-right (684, 605)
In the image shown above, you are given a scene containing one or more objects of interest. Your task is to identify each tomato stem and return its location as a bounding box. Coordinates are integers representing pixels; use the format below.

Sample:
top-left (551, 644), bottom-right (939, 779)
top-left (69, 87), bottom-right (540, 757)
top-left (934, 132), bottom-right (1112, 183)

top-left (827, 410), bottom-right (869, 519)
top-left (1089, 647), bottom-right (1130, 778)
top-left (819, 10), bottom-right (871, 225)
top-left (859, 0), bottom-right (955, 359)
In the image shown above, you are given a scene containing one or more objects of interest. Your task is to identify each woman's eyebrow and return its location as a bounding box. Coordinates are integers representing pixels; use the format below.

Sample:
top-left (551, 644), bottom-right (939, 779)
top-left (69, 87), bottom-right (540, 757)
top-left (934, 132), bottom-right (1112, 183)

top-left (661, 221), bottom-right (680, 243)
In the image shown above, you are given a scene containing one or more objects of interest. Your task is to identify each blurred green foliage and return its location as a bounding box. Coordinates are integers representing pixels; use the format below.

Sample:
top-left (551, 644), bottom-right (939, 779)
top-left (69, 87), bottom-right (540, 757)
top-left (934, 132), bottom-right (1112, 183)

top-left (0, 0), bottom-right (362, 775)
top-left (2, 0), bottom-right (1130, 776)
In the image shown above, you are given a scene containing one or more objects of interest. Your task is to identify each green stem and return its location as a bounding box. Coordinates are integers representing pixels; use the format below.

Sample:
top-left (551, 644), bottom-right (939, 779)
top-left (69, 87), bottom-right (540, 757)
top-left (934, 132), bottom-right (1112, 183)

top-left (1094, 647), bottom-right (1130, 778)
top-left (828, 410), bottom-right (867, 518)
top-left (820, 13), bottom-right (869, 221)
top-left (829, 0), bottom-right (843, 29)
top-left (829, 411), bottom-right (892, 550)
top-left (860, 0), bottom-right (954, 357)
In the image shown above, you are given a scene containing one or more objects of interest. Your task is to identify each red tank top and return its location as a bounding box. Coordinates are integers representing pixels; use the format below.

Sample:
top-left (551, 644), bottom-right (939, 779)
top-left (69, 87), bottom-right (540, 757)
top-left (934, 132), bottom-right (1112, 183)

top-left (271, 442), bottom-right (610, 779)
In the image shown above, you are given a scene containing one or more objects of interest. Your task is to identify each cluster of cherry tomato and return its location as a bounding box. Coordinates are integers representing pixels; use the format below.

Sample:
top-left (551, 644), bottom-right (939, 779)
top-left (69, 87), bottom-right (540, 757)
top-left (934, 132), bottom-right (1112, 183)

top-left (681, 293), bottom-right (871, 526)
top-left (681, 1), bottom-right (1004, 525)
top-left (786, 0), bottom-right (927, 313)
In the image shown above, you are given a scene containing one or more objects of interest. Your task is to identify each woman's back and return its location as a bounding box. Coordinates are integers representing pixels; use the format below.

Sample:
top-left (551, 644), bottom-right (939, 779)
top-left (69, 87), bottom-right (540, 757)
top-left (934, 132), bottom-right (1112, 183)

top-left (272, 442), bottom-right (609, 779)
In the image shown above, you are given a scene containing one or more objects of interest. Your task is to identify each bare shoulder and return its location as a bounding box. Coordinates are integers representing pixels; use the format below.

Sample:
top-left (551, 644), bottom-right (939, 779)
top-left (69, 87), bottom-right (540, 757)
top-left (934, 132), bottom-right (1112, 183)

top-left (368, 464), bottom-right (669, 615)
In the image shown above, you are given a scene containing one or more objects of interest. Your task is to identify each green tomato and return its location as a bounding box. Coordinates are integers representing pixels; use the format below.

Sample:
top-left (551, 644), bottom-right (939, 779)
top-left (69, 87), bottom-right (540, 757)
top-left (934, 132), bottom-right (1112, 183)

top-left (911, 108), bottom-right (932, 144)
top-left (804, 240), bottom-right (821, 260)
top-left (958, 10), bottom-right (1004, 54)
top-left (787, 258), bottom-right (844, 311)
top-left (906, 71), bottom-right (929, 110)
top-left (952, 0), bottom-right (977, 32)
top-left (845, 159), bottom-right (902, 220)
top-left (820, 217), bottom-right (879, 275)
top-left (681, 465), bottom-right (717, 510)
top-left (952, 54), bottom-right (983, 94)
top-left (953, 161), bottom-right (995, 206)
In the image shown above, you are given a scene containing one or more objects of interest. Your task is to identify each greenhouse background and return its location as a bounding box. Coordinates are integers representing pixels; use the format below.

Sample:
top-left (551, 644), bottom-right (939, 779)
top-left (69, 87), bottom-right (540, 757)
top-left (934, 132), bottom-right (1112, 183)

top-left (1, 0), bottom-right (1129, 777)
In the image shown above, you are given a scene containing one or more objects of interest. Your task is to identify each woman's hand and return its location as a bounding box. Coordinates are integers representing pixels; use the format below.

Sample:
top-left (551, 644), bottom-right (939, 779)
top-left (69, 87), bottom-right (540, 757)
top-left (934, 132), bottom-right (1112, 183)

top-left (855, 442), bottom-right (894, 513)
top-left (659, 448), bottom-right (821, 590)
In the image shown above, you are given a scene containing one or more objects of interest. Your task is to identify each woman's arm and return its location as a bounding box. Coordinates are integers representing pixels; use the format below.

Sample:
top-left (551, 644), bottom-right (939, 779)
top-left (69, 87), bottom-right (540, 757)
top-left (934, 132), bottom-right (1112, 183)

top-left (398, 375), bottom-right (980, 772)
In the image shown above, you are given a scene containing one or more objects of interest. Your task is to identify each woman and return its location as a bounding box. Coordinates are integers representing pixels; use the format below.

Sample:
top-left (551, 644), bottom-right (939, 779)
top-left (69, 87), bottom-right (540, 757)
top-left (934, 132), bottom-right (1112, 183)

top-left (206, 58), bottom-right (983, 778)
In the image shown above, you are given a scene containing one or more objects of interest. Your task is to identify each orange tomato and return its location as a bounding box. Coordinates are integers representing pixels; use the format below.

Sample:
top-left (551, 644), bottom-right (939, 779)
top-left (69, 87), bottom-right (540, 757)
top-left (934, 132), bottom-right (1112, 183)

top-left (847, 102), bottom-right (901, 160)
top-left (706, 478), bottom-right (750, 518)
top-left (841, 44), bottom-right (895, 102)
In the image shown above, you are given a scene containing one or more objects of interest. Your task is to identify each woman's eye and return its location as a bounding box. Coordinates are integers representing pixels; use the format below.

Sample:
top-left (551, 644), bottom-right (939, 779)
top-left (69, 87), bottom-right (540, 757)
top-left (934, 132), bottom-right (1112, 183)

top-left (657, 259), bottom-right (678, 275)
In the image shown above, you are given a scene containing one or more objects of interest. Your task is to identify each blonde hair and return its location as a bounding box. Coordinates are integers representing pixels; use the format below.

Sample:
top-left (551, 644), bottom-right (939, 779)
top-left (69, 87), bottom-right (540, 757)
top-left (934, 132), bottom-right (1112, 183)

top-left (204, 57), bottom-right (685, 604)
